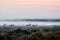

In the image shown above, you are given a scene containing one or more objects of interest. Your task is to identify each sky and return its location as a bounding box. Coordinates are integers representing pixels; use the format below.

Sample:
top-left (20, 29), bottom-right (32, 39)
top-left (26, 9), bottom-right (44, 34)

top-left (0, 0), bottom-right (60, 19)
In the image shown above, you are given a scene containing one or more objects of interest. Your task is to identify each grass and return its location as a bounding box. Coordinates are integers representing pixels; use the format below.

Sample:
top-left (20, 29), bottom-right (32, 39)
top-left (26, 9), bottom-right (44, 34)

top-left (0, 25), bottom-right (60, 40)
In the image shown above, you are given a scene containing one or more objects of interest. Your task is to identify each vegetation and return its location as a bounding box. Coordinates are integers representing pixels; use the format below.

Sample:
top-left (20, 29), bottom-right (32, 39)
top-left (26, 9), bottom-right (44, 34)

top-left (0, 26), bottom-right (60, 40)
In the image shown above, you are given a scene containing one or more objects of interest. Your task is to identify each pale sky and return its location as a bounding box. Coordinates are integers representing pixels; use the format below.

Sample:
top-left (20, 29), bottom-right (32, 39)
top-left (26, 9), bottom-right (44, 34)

top-left (0, 0), bottom-right (60, 19)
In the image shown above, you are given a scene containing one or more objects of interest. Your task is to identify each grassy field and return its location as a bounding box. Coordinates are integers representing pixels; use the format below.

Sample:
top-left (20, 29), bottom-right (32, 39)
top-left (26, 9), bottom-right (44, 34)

top-left (0, 25), bottom-right (60, 40)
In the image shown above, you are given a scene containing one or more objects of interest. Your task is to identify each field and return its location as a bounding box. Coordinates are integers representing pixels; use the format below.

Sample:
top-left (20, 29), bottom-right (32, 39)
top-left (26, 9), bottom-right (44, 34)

top-left (0, 25), bottom-right (60, 40)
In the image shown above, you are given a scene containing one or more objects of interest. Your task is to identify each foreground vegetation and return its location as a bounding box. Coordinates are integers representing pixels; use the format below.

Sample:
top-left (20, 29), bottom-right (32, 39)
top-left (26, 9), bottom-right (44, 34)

top-left (0, 25), bottom-right (60, 40)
